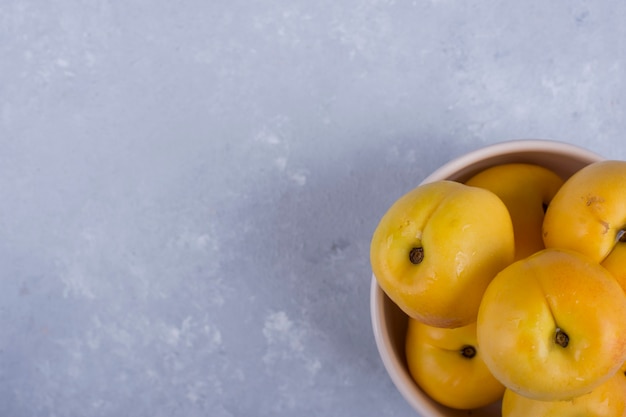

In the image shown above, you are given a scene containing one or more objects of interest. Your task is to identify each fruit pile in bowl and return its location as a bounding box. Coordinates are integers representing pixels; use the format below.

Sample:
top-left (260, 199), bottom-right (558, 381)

top-left (369, 139), bottom-right (626, 417)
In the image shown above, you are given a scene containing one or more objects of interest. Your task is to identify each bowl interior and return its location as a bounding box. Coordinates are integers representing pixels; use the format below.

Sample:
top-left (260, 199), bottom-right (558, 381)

top-left (370, 139), bottom-right (604, 417)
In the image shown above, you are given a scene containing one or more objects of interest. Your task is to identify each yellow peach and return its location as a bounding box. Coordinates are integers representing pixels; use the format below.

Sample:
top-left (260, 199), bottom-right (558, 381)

top-left (543, 160), bottom-right (626, 263)
top-left (477, 248), bottom-right (626, 401)
top-left (465, 163), bottom-right (563, 260)
top-left (371, 180), bottom-right (515, 328)
top-left (406, 319), bottom-right (505, 410)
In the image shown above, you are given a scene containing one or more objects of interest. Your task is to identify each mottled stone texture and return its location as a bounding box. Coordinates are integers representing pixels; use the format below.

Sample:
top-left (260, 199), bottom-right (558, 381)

top-left (0, 1), bottom-right (625, 416)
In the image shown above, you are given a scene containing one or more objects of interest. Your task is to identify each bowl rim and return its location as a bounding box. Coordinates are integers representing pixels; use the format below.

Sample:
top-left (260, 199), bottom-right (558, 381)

top-left (419, 138), bottom-right (605, 184)
top-left (369, 138), bottom-right (605, 416)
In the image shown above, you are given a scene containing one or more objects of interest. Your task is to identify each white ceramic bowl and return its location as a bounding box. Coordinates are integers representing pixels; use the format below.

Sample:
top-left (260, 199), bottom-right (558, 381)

top-left (370, 139), bottom-right (604, 417)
